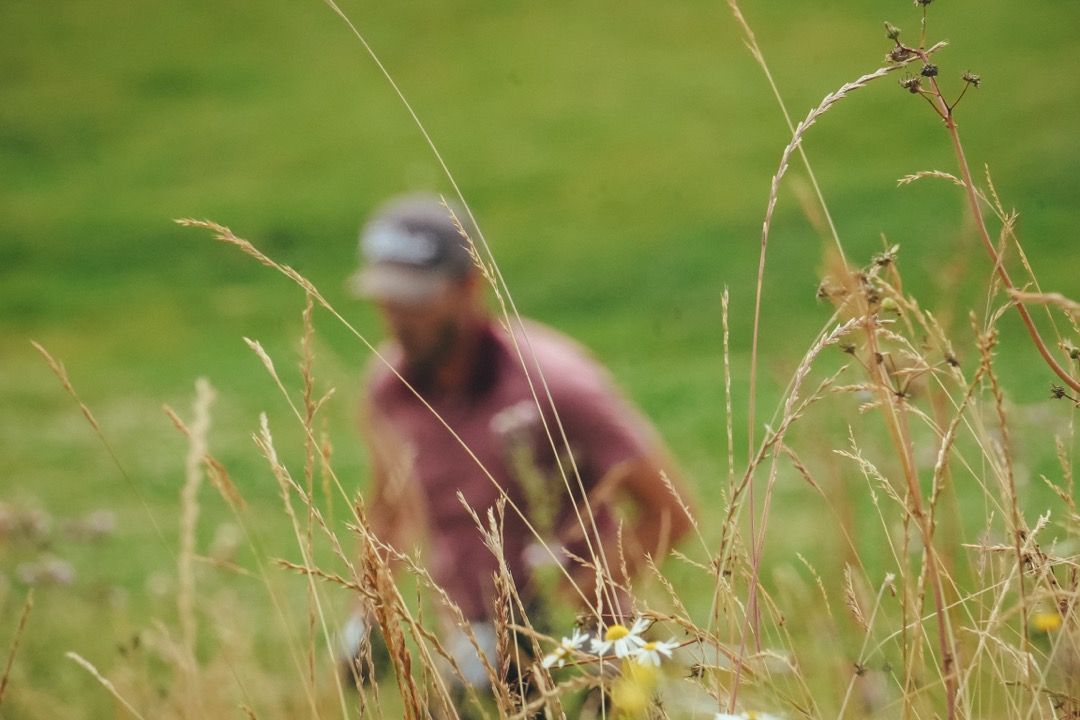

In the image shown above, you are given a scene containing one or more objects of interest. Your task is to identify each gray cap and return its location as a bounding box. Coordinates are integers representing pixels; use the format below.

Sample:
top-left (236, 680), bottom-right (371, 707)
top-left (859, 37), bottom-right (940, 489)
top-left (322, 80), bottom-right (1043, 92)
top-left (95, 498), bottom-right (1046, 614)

top-left (350, 194), bottom-right (477, 305)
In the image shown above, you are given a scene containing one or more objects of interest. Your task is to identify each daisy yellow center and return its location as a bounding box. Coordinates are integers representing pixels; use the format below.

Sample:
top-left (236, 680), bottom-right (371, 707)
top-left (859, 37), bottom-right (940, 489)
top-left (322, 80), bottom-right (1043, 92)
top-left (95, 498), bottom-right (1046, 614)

top-left (642, 641), bottom-right (657, 651)
top-left (605, 624), bottom-right (630, 642)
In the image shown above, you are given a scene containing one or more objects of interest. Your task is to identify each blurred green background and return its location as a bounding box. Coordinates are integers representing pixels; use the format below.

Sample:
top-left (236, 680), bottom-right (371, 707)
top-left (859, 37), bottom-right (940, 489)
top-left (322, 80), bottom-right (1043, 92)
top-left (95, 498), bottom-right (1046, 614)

top-left (1, 0), bottom-right (1078, 716)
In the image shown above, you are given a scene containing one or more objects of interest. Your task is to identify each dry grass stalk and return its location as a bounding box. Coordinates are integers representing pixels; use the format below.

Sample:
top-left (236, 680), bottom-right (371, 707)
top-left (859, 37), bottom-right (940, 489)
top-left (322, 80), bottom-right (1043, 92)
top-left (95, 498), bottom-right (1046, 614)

top-left (31, 341), bottom-right (174, 547)
top-left (165, 403), bottom-right (247, 509)
top-left (359, 543), bottom-right (425, 718)
top-left (31, 341), bottom-right (102, 435)
top-left (339, 502), bottom-right (477, 717)
top-left (897, 169), bottom-right (965, 187)
top-left (298, 294), bottom-right (323, 708)
top-left (0, 590), bottom-right (33, 709)
top-left (724, 0), bottom-right (852, 268)
top-left (900, 36), bottom-right (1080, 394)
top-left (842, 566), bottom-right (868, 633)
top-left (797, 554), bottom-right (832, 620)
top-left (1008, 290), bottom-right (1080, 323)
top-left (177, 377), bottom-right (215, 716)
top-left (727, 317), bottom-right (856, 688)
top-left (66, 652), bottom-right (148, 720)
top-left (492, 572), bottom-right (514, 712)
top-left (461, 500), bottom-right (517, 714)
top-left (252, 414), bottom-right (334, 717)
top-left (744, 50), bottom-right (938, 467)
top-left (836, 572), bottom-right (898, 718)
top-left (853, 301), bottom-right (961, 717)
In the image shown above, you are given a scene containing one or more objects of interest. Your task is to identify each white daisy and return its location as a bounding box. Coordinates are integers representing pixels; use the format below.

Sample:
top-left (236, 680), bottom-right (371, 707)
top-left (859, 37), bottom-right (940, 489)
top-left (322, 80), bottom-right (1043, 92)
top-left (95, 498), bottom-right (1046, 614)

top-left (631, 638), bottom-right (679, 666)
top-left (590, 615), bottom-right (649, 658)
top-left (541, 629), bottom-right (588, 669)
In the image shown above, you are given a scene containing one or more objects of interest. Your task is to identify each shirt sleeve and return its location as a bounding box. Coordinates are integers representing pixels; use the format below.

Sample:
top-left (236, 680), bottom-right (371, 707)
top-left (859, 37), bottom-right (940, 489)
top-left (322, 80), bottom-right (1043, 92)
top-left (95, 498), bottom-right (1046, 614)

top-left (544, 359), bottom-right (656, 494)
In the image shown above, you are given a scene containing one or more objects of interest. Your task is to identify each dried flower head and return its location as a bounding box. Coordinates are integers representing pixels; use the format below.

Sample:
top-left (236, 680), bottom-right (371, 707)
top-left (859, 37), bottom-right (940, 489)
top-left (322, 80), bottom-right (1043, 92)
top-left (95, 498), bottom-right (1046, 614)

top-left (899, 75), bottom-right (923, 94)
top-left (962, 71), bottom-right (982, 88)
top-left (920, 63), bottom-right (939, 78)
top-left (887, 46), bottom-right (915, 64)
top-left (873, 244), bottom-right (899, 267)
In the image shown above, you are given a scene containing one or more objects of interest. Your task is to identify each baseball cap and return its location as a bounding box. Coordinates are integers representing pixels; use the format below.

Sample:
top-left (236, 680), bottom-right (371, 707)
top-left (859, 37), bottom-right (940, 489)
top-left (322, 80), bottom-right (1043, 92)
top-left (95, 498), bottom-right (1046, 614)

top-left (349, 194), bottom-right (478, 306)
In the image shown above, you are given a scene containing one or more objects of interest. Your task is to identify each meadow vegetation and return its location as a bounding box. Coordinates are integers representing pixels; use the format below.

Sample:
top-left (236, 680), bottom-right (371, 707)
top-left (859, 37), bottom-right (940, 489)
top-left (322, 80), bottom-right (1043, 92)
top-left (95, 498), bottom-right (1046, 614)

top-left (1, 0), bottom-right (1078, 718)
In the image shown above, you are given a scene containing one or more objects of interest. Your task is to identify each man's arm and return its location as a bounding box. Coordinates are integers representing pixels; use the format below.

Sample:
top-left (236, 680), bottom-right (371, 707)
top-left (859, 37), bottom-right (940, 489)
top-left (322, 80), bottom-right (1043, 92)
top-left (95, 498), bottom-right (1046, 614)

top-left (599, 452), bottom-right (694, 574)
top-left (552, 453), bottom-right (695, 604)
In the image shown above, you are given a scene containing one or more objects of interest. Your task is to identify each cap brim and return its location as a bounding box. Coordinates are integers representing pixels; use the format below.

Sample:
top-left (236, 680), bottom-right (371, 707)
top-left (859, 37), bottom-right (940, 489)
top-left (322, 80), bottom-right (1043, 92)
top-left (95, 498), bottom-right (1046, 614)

top-left (348, 264), bottom-right (452, 306)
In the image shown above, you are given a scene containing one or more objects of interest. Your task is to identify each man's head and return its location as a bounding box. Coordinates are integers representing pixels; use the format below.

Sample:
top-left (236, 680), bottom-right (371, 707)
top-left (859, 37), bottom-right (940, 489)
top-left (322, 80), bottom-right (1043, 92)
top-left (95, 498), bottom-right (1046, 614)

top-left (352, 194), bottom-right (478, 305)
top-left (352, 194), bottom-right (485, 376)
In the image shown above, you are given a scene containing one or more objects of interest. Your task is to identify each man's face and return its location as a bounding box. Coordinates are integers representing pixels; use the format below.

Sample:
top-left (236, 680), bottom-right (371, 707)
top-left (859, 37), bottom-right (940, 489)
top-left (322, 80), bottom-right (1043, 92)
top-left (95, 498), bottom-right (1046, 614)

top-left (376, 281), bottom-right (472, 376)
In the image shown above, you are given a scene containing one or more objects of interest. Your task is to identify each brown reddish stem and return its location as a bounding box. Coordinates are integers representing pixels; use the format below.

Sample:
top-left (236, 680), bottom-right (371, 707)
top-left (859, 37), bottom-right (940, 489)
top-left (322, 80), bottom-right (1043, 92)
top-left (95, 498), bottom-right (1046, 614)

top-left (913, 49), bottom-right (1080, 394)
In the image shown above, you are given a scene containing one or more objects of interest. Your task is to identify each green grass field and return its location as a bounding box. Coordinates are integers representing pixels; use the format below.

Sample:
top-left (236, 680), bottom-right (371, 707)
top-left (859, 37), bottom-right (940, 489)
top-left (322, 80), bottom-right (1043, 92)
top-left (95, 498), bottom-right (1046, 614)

top-left (2, 1), bottom-right (1079, 717)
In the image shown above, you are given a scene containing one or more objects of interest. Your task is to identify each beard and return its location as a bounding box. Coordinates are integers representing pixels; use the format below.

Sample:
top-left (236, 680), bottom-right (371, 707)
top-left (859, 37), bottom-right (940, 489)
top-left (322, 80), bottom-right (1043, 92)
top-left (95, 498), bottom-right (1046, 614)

top-left (401, 318), bottom-right (460, 385)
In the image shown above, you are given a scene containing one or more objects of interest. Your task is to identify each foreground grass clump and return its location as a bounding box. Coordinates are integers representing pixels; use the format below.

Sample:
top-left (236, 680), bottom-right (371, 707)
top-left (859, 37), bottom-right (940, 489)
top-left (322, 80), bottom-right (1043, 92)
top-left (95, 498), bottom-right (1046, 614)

top-left (2, 2), bottom-right (1079, 720)
top-left (20, 217), bottom-right (1071, 720)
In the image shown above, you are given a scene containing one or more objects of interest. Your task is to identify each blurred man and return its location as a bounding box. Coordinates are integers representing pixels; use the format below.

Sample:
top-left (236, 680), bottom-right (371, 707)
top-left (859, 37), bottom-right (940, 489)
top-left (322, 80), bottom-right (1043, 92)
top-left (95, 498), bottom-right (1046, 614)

top-left (341, 194), bottom-right (693, 695)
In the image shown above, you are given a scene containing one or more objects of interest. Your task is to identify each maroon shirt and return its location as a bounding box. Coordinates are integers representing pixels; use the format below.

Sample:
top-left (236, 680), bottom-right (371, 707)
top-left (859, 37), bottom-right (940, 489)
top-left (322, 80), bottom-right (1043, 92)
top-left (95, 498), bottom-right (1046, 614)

top-left (363, 319), bottom-right (656, 620)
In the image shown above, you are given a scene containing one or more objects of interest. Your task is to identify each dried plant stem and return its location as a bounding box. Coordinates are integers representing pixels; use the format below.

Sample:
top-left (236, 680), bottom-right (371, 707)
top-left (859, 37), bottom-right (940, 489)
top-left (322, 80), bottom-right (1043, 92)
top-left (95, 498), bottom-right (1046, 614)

top-left (978, 326), bottom-right (1037, 677)
top-left (66, 652), bottom-right (148, 720)
top-left (178, 378), bottom-right (215, 716)
top-left (31, 341), bottom-right (173, 553)
top-left (728, 320), bottom-right (856, 711)
top-left (299, 295), bottom-right (320, 705)
top-left (745, 52), bottom-right (922, 473)
top-left (863, 314), bottom-right (959, 720)
top-left (725, 0), bottom-right (847, 270)
top-left (252, 414), bottom-right (335, 719)
top-left (913, 51), bottom-right (1080, 394)
top-left (730, 58), bottom-right (909, 710)
top-left (954, 132), bottom-right (1079, 392)
top-left (835, 573), bottom-right (896, 718)
top-left (0, 591), bottom-right (33, 709)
